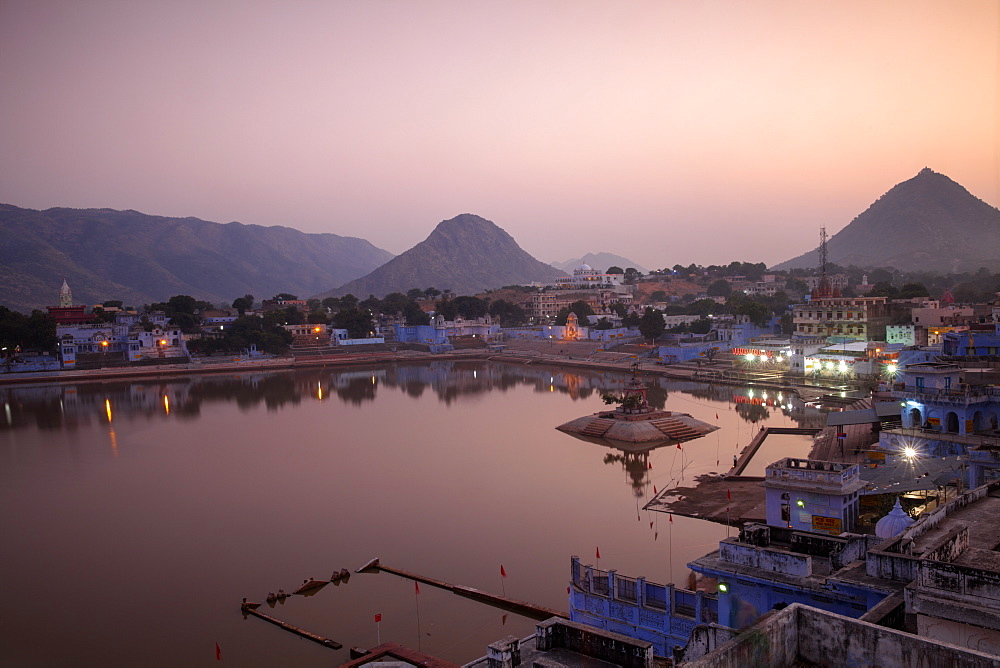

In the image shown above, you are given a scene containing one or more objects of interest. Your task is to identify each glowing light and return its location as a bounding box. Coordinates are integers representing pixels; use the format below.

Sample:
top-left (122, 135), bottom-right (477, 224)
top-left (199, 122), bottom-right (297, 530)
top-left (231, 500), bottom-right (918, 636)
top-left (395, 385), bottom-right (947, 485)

top-left (313, 326), bottom-right (321, 333)
top-left (796, 499), bottom-right (805, 508)
top-left (745, 353), bottom-right (754, 361)
top-left (903, 447), bottom-right (917, 459)
top-left (838, 361), bottom-right (847, 372)
top-left (105, 399), bottom-right (112, 422)
top-left (159, 339), bottom-right (167, 346)
top-left (101, 341), bottom-right (109, 348)
top-left (473, 370), bottom-right (477, 379)
top-left (163, 395), bottom-right (170, 415)
top-left (718, 582), bottom-right (729, 593)
top-left (886, 364), bottom-right (898, 374)
top-left (317, 381), bottom-right (323, 401)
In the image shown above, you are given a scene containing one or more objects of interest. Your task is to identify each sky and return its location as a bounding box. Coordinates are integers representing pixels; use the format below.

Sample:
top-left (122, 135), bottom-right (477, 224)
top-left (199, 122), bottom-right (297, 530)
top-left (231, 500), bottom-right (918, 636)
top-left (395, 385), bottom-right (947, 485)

top-left (1, 0), bottom-right (997, 270)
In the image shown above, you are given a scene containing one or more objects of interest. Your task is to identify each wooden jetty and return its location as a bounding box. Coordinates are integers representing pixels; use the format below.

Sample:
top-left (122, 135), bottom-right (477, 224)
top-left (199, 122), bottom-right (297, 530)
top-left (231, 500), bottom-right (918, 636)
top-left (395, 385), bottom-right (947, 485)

top-left (240, 602), bottom-right (343, 649)
top-left (357, 558), bottom-right (567, 621)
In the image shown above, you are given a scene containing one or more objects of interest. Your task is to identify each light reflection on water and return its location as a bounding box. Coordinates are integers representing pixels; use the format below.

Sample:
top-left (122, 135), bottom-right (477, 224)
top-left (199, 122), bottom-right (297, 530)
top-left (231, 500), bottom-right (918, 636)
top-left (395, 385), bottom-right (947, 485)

top-left (0, 362), bottom-right (828, 666)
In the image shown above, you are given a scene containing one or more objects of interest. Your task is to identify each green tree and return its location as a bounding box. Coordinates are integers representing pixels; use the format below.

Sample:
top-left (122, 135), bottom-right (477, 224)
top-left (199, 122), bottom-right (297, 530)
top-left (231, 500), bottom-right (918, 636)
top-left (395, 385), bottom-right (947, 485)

top-left (436, 299), bottom-right (459, 321)
top-left (622, 311), bottom-right (641, 328)
top-left (898, 283), bottom-right (930, 299)
top-left (273, 293), bottom-right (299, 301)
top-left (609, 302), bottom-right (628, 318)
top-left (424, 287), bottom-right (441, 299)
top-left (407, 288), bottom-right (425, 300)
top-left (593, 317), bottom-right (615, 330)
top-left (555, 300), bottom-right (594, 325)
top-left (650, 290), bottom-right (668, 302)
top-left (606, 266), bottom-right (624, 275)
top-left (784, 277), bottom-right (808, 295)
top-left (340, 294), bottom-right (359, 309)
top-left (403, 301), bottom-right (430, 326)
top-left (623, 268), bottom-right (642, 284)
top-left (707, 279), bottom-right (732, 297)
top-left (232, 294), bottom-right (254, 315)
top-left (638, 307), bottom-right (665, 343)
top-left (321, 297), bottom-right (341, 311)
top-left (453, 296), bottom-right (489, 319)
top-left (488, 299), bottom-right (527, 326)
top-left (332, 308), bottom-right (375, 339)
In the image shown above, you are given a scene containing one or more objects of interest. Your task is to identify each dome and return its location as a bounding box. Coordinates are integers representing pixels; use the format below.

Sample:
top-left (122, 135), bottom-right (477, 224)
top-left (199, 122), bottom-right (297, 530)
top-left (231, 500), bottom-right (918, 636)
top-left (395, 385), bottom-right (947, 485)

top-left (575, 263), bottom-right (593, 272)
top-left (875, 499), bottom-right (915, 538)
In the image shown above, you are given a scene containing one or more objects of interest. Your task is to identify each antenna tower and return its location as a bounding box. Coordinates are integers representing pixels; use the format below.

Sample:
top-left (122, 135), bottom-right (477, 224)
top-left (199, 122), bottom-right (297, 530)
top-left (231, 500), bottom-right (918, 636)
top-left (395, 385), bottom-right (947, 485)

top-left (818, 227), bottom-right (828, 281)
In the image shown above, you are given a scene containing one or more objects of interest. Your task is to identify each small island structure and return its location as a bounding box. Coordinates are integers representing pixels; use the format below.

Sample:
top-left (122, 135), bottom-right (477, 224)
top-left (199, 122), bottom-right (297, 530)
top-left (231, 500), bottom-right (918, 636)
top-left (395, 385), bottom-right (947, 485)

top-left (556, 362), bottom-right (718, 445)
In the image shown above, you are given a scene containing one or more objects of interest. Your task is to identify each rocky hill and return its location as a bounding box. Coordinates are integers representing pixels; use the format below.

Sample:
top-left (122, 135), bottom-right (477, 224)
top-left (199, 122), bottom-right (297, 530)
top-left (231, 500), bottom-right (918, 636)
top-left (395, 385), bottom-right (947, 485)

top-left (0, 204), bottom-right (393, 312)
top-left (551, 253), bottom-right (648, 274)
top-left (773, 169), bottom-right (1000, 273)
top-left (320, 214), bottom-right (565, 298)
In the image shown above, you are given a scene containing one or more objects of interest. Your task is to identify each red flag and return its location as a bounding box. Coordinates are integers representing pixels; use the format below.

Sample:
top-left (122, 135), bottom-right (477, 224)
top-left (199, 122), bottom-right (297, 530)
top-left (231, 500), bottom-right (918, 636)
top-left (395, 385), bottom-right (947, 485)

top-left (415, 581), bottom-right (420, 595)
top-left (502, 614), bottom-right (508, 625)
top-left (653, 485), bottom-right (657, 494)
top-left (716, 413), bottom-right (719, 419)
top-left (374, 613), bottom-right (382, 622)
top-left (596, 546), bottom-right (601, 560)
top-left (727, 489), bottom-right (731, 500)
top-left (677, 443), bottom-right (683, 450)
top-left (567, 586), bottom-right (571, 594)
top-left (648, 461), bottom-right (652, 469)
top-left (216, 642), bottom-right (222, 661)
top-left (650, 521), bottom-right (653, 528)
top-left (500, 564), bottom-right (507, 578)
top-left (669, 513), bottom-right (673, 523)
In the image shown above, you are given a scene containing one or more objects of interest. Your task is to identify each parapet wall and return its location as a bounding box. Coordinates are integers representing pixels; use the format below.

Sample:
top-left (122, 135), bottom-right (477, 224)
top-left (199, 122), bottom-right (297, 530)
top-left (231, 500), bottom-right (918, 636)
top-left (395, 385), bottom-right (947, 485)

top-left (682, 604), bottom-right (1000, 667)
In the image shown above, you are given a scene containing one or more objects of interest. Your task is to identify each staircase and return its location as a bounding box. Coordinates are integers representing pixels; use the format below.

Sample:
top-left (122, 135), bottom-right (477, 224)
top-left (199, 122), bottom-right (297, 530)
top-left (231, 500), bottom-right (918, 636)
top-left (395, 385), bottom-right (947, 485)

top-left (580, 418), bottom-right (616, 438)
top-left (650, 417), bottom-right (704, 441)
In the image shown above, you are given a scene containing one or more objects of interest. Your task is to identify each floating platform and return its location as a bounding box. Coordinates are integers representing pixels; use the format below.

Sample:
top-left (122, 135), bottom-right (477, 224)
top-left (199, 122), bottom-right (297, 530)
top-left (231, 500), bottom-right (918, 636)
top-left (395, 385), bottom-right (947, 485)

top-left (557, 409), bottom-right (717, 445)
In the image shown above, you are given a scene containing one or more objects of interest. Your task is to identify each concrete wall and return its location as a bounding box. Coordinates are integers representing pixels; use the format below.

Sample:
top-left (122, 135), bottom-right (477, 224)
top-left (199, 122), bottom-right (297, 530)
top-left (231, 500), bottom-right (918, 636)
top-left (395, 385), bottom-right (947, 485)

top-left (682, 604), bottom-right (1000, 667)
top-left (719, 541), bottom-right (812, 577)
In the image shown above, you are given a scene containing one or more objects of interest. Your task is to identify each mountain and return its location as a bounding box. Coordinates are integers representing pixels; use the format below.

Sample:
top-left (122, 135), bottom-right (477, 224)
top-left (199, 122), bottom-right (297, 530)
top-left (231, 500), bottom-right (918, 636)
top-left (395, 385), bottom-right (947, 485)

top-left (0, 204), bottom-right (394, 312)
top-left (773, 169), bottom-right (1000, 273)
top-left (320, 213), bottom-right (565, 298)
top-left (551, 253), bottom-right (648, 274)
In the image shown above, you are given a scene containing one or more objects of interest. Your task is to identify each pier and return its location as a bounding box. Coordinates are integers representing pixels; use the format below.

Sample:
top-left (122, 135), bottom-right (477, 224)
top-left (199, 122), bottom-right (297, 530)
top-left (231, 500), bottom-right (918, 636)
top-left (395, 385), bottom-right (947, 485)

top-left (730, 426), bottom-right (822, 476)
top-left (241, 602), bottom-right (343, 649)
top-left (357, 558), bottom-right (567, 621)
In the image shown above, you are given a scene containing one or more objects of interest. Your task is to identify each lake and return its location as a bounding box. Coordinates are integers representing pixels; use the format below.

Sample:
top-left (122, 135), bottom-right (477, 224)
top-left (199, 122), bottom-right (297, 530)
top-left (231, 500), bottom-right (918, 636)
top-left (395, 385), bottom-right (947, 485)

top-left (0, 361), bottom-right (825, 665)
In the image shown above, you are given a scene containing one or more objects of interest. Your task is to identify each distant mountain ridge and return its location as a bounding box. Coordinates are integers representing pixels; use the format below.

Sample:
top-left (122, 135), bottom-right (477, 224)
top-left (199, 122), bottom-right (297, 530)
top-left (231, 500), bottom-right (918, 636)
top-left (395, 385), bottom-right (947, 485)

top-left (773, 169), bottom-right (1000, 273)
top-left (551, 253), bottom-right (647, 274)
top-left (320, 214), bottom-right (566, 298)
top-left (0, 204), bottom-right (394, 312)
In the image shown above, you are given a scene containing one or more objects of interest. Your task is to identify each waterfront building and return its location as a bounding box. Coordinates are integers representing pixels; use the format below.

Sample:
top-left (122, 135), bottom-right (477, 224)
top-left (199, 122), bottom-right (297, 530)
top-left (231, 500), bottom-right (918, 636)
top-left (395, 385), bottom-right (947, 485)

top-left (574, 474), bottom-right (1000, 660)
top-left (46, 278), bottom-right (91, 324)
top-left (57, 323), bottom-right (188, 367)
top-left (791, 295), bottom-right (891, 341)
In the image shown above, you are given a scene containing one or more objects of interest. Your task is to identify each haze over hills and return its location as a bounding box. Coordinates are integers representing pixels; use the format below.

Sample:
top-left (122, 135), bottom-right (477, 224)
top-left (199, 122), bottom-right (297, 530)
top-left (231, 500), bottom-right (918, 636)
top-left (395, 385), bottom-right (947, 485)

top-left (319, 214), bottom-right (566, 299)
top-left (0, 204), bottom-right (394, 312)
top-left (773, 169), bottom-right (1000, 274)
top-left (551, 253), bottom-right (648, 274)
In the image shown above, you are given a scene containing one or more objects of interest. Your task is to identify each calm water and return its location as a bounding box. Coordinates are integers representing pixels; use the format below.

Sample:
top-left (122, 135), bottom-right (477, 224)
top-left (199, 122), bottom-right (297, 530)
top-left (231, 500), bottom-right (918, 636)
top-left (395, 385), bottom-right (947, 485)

top-left (0, 362), bottom-right (825, 666)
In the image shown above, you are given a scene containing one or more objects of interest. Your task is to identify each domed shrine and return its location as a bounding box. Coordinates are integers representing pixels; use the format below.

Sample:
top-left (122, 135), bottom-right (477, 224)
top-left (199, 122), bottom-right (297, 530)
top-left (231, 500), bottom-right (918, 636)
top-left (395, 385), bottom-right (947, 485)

top-left (557, 363), bottom-right (718, 445)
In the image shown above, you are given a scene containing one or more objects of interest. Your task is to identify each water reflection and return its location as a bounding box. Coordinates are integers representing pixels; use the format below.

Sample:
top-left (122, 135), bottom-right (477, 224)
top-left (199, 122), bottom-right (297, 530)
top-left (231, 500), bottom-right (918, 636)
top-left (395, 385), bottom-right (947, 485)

top-left (0, 362), bottom-right (830, 435)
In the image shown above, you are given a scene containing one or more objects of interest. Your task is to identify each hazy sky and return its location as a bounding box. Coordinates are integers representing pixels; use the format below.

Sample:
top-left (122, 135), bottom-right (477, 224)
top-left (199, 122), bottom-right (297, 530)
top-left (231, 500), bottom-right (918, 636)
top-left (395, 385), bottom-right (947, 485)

top-left (1, 1), bottom-right (997, 269)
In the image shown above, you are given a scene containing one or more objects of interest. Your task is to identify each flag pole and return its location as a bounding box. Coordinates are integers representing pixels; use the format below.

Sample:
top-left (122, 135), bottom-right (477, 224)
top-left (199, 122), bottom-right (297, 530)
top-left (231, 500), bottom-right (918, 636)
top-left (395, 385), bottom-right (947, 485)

top-left (414, 581), bottom-right (421, 651)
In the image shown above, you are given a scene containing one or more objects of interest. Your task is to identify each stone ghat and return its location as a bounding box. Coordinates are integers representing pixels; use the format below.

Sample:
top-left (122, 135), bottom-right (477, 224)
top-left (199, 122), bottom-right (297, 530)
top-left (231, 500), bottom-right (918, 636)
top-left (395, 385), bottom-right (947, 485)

top-left (557, 410), bottom-right (718, 444)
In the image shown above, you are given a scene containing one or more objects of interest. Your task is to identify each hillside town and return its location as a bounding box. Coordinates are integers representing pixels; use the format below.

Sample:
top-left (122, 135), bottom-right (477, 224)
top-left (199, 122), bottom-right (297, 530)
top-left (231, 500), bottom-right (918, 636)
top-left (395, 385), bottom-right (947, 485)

top-left (4, 244), bottom-right (1000, 665)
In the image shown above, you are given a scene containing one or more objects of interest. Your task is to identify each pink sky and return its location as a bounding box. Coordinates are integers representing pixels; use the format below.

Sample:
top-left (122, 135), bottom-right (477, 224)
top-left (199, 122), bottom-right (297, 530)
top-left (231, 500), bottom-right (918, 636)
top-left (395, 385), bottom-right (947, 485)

top-left (1, 1), bottom-right (996, 270)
